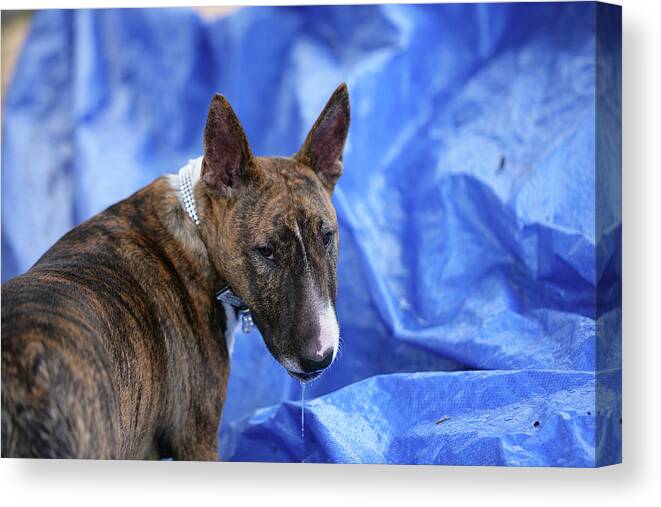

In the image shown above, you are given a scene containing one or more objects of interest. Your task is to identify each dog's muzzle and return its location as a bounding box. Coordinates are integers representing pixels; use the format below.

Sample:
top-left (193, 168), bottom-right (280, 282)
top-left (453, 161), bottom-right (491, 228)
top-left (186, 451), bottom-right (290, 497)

top-left (285, 347), bottom-right (334, 382)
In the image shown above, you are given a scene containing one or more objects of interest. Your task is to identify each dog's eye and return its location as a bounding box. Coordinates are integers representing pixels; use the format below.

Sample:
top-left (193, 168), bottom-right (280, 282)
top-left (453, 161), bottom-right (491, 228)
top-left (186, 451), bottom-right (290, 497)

top-left (323, 231), bottom-right (334, 249)
top-left (257, 246), bottom-right (274, 261)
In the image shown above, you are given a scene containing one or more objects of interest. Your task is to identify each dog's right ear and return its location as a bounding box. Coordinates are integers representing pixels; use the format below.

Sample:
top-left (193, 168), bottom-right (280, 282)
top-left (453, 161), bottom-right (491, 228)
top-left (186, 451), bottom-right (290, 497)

top-left (295, 83), bottom-right (350, 193)
top-left (202, 94), bottom-right (255, 197)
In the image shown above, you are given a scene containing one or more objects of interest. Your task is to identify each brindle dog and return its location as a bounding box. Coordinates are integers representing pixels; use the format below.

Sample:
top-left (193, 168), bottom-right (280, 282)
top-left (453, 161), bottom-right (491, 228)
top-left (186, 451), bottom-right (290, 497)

top-left (1, 83), bottom-right (350, 460)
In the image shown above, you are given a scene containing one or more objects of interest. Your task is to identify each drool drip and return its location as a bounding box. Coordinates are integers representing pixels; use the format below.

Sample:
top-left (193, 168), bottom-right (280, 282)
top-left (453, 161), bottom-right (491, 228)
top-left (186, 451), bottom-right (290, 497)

top-left (300, 382), bottom-right (306, 440)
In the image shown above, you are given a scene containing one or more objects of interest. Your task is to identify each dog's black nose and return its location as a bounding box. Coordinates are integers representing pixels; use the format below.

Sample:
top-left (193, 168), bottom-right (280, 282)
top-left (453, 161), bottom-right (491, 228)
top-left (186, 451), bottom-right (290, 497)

top-left (299, 348), bottom-right (333, 373)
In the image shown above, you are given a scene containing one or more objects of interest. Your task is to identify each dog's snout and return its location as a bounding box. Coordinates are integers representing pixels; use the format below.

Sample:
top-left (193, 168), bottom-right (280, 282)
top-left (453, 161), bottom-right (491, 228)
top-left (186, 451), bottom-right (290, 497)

top-left (299, 348), bottom-right (334, 373)
top-left (277, 299), bottom-right (340, 381)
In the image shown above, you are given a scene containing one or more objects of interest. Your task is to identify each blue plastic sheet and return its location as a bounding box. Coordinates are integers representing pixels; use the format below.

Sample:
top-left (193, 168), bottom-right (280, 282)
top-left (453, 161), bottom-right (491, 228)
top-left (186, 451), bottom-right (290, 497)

top-left (2, 3), bottom-right (621, 466)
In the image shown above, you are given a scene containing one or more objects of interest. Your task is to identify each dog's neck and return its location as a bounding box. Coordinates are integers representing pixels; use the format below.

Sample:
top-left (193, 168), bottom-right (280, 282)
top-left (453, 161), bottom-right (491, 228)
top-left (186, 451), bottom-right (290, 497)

top-left (165, 157), bottom-right (247, 352)
top-left (159, 158), bottom-right (214, 280)
top-left (167, 157), bottom-right (224, 289)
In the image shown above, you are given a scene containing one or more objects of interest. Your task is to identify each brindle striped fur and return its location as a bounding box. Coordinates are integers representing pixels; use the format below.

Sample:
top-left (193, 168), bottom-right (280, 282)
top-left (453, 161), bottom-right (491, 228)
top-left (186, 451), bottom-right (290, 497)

top-left (1, 84), bottom-right (350, 460)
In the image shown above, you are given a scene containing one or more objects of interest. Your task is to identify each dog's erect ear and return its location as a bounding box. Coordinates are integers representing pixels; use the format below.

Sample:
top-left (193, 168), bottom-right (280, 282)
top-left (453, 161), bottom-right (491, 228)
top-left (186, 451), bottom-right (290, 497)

top-left (295, 83), bottom-right (350, 192)
top-left (202, 94), bottom-right (254, 196)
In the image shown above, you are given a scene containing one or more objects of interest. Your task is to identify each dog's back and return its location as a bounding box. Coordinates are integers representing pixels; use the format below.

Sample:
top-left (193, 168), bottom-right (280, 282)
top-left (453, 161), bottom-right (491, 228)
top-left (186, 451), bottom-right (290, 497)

top-left (2, 271), bottom-right (129, 458)
top-left (1, 179), bottom-right (230, 459)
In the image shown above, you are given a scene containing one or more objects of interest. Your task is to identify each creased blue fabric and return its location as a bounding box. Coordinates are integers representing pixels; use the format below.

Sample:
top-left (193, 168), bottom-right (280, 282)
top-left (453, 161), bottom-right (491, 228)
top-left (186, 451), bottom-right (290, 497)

top-left (1, 3), bottom-right (621, 466)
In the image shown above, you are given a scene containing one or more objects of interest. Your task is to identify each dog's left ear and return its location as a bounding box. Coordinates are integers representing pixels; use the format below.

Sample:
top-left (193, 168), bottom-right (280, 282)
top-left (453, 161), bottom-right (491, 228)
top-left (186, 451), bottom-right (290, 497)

top-left (295, 83), bottom-right (350, 193)
top-left (202, 94), bottom-right (256, 197)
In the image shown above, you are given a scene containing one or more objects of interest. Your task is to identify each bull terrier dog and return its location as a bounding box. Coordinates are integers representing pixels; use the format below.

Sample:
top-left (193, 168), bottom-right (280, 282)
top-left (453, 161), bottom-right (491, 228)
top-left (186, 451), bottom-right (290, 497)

top-left (1, 83), bottom-right (350, 460)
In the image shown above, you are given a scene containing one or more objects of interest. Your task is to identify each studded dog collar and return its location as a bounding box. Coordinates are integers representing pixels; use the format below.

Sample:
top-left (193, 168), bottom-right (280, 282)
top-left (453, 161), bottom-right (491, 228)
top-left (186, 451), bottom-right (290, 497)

top-left (178, 161), bottom-right (201, 226)
top-left (177, 158), bottom-right (254, 334)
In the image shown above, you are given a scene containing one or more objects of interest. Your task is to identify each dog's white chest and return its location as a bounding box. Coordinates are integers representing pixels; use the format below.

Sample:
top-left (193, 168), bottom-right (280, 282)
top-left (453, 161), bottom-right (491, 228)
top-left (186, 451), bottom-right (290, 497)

top-left (222, 301), bottom-right (241, 355)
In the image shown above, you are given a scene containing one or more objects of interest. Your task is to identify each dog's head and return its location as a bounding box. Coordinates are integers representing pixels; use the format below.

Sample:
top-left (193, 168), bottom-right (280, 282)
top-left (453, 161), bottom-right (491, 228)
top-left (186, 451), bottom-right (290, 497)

top-left (198, 84), bottom-right (350, 382)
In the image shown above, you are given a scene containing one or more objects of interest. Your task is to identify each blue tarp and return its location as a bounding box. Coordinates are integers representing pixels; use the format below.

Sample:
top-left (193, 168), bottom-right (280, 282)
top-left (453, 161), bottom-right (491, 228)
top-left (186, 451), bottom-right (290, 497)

top-left (2, 3), bottom-right (621, 466)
